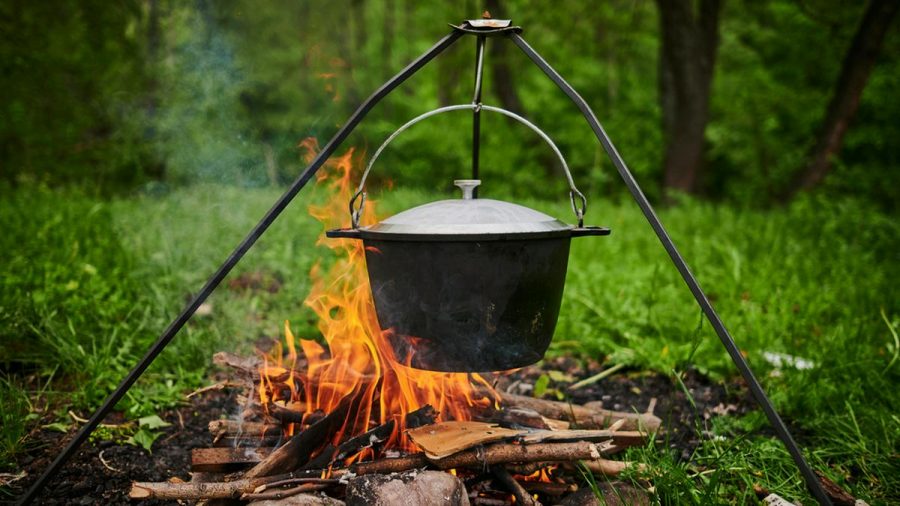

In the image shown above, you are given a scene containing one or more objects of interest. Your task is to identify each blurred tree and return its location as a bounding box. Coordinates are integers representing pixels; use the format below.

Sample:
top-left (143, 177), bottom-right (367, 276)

top-left (654, 0), bottom-right (722, 196)
top-left (787, 0), bottom-right (899, 198)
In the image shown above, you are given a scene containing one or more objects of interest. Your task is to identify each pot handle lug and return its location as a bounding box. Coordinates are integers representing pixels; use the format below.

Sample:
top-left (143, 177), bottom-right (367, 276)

top-left (326, 228), bottom-right (363, 239)
top-left (571, 226), bottom-right (611, 237)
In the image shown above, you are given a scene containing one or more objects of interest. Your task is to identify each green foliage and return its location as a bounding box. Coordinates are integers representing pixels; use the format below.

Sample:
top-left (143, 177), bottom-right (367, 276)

top-left (2, 1), bottom-right (896, 209)
top-left (0, 376), bottom-right (33, 471)
top-left (0, 0), bottom-right (155, 188)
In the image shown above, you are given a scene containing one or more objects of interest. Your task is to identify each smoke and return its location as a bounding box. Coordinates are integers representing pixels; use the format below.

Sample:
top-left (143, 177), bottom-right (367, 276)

top-left (151, 5), bottom-right (266, 187)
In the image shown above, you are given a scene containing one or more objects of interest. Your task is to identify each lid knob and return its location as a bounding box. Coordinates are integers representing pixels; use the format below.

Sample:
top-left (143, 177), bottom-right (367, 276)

top-left (454, 179), bottom-right (481, 200)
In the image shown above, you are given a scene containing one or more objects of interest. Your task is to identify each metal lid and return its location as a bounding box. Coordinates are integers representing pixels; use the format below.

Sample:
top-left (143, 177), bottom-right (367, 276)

top-left (360, 180), bottom-right (573, 240)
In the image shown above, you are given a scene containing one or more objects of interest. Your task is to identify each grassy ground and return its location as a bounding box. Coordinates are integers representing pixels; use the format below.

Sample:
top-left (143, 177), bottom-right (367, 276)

top-left (1, 182), bottom-right (898, 504)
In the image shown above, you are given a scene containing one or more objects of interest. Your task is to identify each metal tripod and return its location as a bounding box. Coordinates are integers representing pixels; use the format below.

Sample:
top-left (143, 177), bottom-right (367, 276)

top-left (19, 20), bottom-right (832, 505)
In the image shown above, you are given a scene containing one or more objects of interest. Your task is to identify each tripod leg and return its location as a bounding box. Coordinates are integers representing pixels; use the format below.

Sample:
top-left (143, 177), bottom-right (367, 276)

top-left (17, 29), bottom-right (463, 506)
top-left (508, 33), bottom-right (832, 506)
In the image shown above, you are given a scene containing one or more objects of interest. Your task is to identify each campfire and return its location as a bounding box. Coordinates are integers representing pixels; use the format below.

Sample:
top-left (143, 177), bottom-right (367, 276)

top-left (127, 144), bottom-right (660, 505)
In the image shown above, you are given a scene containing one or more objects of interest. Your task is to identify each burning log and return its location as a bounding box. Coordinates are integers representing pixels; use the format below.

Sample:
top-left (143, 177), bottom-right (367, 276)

top-left (304, 404), bottom-right (436, 470)
top-left (492, 466), bottom-right (538, 506)
top-left (244, 400), bottom-right (351, 478)
top-left (493, 391), bottom-right (661, 432)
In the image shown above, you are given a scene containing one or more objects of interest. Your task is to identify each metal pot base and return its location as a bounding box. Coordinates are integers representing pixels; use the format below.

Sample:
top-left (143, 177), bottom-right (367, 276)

top-left (363, 238), bottom-right (570, 372)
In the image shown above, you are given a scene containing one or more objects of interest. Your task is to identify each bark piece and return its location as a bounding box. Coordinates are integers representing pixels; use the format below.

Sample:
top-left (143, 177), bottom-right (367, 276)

top-left (408, 421), bottom-right (523, 459)
top-left (345, 470), bottom-right (470, 506)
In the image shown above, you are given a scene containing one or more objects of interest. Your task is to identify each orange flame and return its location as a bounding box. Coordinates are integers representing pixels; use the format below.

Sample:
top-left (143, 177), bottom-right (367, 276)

top-left (256, 138), bottom-right (498, 456)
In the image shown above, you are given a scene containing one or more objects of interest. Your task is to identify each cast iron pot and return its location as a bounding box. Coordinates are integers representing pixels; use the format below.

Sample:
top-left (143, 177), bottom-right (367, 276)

top-left (327, 179), bottom-right (609, 372)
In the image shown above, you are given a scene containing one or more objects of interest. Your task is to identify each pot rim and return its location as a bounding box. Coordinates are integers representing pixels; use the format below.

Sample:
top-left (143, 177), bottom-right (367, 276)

top-left (326, 226), bottom-right (610, 242)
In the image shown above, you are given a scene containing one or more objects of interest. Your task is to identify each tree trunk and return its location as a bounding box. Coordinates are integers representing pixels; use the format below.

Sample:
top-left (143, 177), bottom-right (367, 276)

top-left (655, 0), bottom-right (722, 196)
top-left (788, 0), bottom-right (899, 198)
top-left (485, 0), bottom-right (525, 114)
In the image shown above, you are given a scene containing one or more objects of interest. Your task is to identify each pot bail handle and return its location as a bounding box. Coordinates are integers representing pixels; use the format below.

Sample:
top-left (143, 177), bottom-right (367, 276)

top-left (350, 103), bottom-right (588, 228)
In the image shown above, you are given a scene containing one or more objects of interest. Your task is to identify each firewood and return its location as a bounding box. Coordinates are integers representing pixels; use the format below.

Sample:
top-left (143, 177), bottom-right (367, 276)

top-left (213, 434), bottom-right (283, 448)
top-left (492, 466), bottom-right (538, 506)
top-left (208, 420), bottom-right (281, 440)
top-left (240, 482), bottom-right (333, 501)
top-left (244, 399), bottom-right (351, 478)
top-left (520, 429), bottom-right (647, 447)
top-left (191, 447), bottom-right (273, 473)
top-left (303, 404), bottom-right (436, 470)
top-left (353, 441), bottom-right (608, 475)
top-left (494, 391), bottom-right (661, 432)
top-left (130, 471), bottom-right (332, 500)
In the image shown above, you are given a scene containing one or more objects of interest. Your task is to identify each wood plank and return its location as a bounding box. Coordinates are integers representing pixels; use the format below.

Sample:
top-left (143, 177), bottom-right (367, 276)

top-left (191, 447), bottom-right (273, 473)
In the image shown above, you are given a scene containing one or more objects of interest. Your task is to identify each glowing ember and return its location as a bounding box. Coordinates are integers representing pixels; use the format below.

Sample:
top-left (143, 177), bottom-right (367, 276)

top-left (256, 138), bottom-right (498, 458)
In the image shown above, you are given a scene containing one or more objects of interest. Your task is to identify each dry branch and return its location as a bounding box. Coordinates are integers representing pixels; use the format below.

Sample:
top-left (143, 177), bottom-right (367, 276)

top-left (241, 483), bottom-right (332, 501)
top-left (131, 471), bottom-right (310, 500)
top-left (353, 441), bottom-right (607, 475)
top-left (209, 420), bottom-right (281, 439)
top-left (495, 391), bottom-right (661, 432)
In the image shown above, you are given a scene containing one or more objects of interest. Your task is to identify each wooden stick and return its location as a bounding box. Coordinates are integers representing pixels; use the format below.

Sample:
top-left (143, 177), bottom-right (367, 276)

top-left (494, 391), bottom-right (661, 432)
top-left (208, 420), bottom-right (281, 440)
top-left (351, 453), bottom-right (429, 474)
top-left (131, 471), bottom-right (313, 500)
top-left (520, 429), bottom-right (647, 447)
top-left (353, 441), bottom-right (606, 475)
top-left (131, 470), bottom-right (347, 500)
top-left (244, 399), bottom-right (350, 478)
top-left (492, 466), bottom-right (538, 506)
top-left (241, 483), bottom-right (331, 501)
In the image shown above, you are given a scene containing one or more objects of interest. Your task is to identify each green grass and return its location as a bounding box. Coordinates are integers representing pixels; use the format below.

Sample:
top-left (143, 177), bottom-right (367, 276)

top-left (1, 182), bottom-right (898, 503)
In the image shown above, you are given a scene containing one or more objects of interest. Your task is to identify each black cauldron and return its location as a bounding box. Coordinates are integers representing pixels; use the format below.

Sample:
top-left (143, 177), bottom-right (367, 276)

top-left (327, 179), bottom-right (609, 372)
